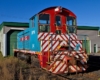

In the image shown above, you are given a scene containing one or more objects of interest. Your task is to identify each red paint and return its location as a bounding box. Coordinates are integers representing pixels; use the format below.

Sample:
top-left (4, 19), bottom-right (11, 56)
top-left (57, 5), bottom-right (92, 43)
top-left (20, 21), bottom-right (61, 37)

top-left (38, 54), bottom-right (43, 67)
top-left (42, 52), bottom-right (48, 67)
top-left (20, 36), bottom-right (30, 41)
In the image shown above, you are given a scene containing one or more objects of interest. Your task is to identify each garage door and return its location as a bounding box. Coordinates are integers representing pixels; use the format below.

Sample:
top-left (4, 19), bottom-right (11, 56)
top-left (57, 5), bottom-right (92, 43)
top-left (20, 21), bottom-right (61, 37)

top-left (7, 30), bottom-right (22, 56)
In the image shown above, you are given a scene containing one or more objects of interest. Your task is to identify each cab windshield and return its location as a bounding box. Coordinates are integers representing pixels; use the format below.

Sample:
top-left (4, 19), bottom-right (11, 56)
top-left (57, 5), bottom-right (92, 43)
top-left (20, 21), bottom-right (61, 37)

top-left (66, 16), bottom-right (76, 33)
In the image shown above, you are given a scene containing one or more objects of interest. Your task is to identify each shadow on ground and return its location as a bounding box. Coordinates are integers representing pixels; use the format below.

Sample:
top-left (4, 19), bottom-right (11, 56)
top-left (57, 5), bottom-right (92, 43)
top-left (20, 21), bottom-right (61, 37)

top-left (86, 54), bottom-right (100, 72)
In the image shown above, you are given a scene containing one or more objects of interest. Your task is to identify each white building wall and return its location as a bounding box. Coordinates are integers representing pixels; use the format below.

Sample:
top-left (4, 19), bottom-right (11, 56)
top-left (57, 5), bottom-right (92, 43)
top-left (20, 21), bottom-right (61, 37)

top-left (3, 34), bottom-right (6, 56)
top-left (0, 28), bottom-right (5, 56)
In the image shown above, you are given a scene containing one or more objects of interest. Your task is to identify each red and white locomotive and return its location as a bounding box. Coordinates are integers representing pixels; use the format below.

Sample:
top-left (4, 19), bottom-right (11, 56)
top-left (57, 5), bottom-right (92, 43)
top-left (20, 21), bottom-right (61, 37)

top-left (14, 6), bottom-right (88, 74)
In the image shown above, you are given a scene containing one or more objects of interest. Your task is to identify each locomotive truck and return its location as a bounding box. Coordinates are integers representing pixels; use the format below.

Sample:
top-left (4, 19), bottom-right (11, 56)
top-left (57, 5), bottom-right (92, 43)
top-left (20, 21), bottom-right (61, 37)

top-left (14, 6), bottom-right (88, 74)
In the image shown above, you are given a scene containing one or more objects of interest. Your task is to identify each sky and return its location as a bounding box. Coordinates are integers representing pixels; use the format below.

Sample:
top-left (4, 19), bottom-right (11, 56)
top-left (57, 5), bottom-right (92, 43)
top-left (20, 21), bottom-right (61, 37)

top-left (0, 0), bottom-right (100, 26)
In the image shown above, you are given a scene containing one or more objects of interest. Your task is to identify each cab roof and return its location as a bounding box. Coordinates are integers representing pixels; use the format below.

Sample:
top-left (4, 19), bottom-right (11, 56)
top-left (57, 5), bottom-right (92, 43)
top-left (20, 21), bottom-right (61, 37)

top-left (30, 6), bottom-right (76, 20)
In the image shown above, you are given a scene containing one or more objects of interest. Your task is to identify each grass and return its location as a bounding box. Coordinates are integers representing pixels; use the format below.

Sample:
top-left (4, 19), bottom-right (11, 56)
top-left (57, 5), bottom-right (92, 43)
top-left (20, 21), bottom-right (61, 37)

top-left (0, 51), bottom-right (3, 60)
top-left (0, 57), bottom-right (16, 80)
top-left (0, 52), bottom-right (29, 80)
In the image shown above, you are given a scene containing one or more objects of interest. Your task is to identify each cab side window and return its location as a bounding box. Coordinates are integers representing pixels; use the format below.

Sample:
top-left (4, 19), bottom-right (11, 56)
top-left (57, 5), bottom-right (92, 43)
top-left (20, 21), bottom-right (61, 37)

top-left (67, 17), bottom-right (76, 26)
top-left (66, 16), bottom-right (76, 33)
top-left (39, 14), bottom-right (50, 32)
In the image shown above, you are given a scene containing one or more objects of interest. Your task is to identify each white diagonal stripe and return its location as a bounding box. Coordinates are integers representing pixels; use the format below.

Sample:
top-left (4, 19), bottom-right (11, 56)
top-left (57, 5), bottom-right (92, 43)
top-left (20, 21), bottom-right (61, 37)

top-left (60, 41), bottom-right (67, 46)
top-left (49, 60), bottom-right (60, 72)
top-left (45, 41), bottom-right (51, 51)
top-left (53, 61), bottom-right (64, 73)
top-left (54, 52), bottom-right (62, 60)
top-left (70, 42), bottom-right (75, 48)
top-left (73, 41), bottom-right (77, 47)
top-left (42, 41), bottom-right (48, 51)
top-left (38, 33), bottom-right (44, 39)
top-left (79, 54), bottom-right (84, 58)
top-left (75, 55), bottom-right (79, 58)
top-left (64, 51), bottom-right (68, 54)
top-left (56, 35), bottom-right (63, 40)
top-left (51, 35), bottom-right (56, 40)
top-left (52, 41), bottom-right (59, 50)
top-left (60, 64), bottom-right (67, 72)
top-left (66, 34), bottom-right (69, 39)
top-left (50, 41), bottom-right (55, 51)
top-left (70, 34), bottom-right (75, 40)
top-left (59, 55), bottom-right (65, 60)
top-left (69, 66), bottom-right (76, 72)
top-left (73, 34), bottom-right (77, 39)
top-left (61, 35), bottom-right (67, 40)
top-left (45, 35), bottom-right (50, 40)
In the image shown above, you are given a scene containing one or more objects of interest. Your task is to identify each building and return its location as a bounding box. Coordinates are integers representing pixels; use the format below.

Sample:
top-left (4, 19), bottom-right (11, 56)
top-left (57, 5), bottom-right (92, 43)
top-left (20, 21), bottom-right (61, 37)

top-left (0, 22), bottom-right (29, 57)
top-left (77, 26), bottom-right (100, 53)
